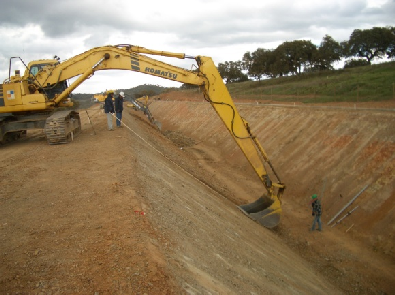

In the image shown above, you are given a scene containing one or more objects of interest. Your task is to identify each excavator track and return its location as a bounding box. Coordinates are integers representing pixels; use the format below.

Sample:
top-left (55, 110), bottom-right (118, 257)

top-left (44, 111), bottom-right (81, 145)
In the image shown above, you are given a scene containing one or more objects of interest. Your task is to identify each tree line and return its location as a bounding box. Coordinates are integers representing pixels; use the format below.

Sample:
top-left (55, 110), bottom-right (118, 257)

top-left (217, 26), bottom-right (395, 84)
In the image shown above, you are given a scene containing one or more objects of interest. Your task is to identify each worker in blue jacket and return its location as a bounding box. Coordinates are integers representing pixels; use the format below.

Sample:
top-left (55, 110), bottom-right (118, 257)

top-left (104, 91), bottom-right (115, 131)
top-left (115, 91), bottom-right (124, 127)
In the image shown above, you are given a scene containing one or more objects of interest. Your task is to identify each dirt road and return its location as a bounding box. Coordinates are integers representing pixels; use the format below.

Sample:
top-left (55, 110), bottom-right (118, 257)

top-left (1, 93), bottom-right (394, 294)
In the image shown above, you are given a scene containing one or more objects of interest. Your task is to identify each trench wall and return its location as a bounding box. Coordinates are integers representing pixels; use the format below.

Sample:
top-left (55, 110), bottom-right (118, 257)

top-left (149, 100), bottom-right (395, 255)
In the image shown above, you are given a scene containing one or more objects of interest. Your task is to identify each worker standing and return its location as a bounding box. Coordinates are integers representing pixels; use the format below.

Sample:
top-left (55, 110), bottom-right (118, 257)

top-left (115, 91), bottom-right (124, 127)
top-left (311, 194), bottom-right (322, 231)
top-left (104, 90), bottom-right (115, 131)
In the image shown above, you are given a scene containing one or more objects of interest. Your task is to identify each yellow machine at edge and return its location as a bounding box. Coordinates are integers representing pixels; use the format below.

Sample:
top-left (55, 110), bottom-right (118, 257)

top-left (93, 90), bottom-right (116, 102)
top-left (0, 44), bottom-right (285, 228)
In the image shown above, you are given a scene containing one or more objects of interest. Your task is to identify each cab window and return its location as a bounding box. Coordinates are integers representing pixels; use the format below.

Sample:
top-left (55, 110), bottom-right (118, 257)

top-left (29, 63), bottom-right (49, 76)
top-left (30, 66), bottom-right (40, 76)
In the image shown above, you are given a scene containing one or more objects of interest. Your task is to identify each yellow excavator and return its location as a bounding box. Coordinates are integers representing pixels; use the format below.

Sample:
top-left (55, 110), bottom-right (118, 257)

top-left (93, 90), bottom-right (115, 103)
top-left (0, 44), bottom-right (285, 228)
top-left (129, 95), bottom-right (149, 110)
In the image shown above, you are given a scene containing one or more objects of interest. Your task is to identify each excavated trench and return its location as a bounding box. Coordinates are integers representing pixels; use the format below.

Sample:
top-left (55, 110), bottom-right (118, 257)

top-left (147, 95), bottom-right (395, 293)
top-left (1, 96), bottom-right (394, 294)
top-left (150, 99), bottom-right (395, 237)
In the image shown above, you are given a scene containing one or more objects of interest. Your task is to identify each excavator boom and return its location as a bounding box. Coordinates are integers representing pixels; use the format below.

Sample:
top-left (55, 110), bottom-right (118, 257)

top-left (0, 44), bottom-right (285, 228)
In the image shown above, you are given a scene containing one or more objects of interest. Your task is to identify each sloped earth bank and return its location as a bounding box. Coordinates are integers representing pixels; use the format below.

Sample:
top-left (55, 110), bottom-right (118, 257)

top-left (1, 106), bottom-right (337, 294)
top-left (0, 93), bottom-right (393, 294)
top-left (150, 93), bottom-right (395, 294)
top-left (149, 92), bottom-right (395, 294)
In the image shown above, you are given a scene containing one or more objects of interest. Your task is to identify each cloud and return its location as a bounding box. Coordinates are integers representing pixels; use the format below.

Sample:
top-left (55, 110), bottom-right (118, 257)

top-left (0, 0), bottom-right (394, 93)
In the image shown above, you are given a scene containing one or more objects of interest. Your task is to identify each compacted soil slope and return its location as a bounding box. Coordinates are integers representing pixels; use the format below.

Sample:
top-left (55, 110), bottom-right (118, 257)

top-left (149, 91), bottom-right (395, 294)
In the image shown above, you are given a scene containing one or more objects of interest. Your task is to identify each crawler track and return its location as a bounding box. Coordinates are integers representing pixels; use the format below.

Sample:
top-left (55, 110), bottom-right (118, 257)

top-left (44, 110), bottom-right (81, 144)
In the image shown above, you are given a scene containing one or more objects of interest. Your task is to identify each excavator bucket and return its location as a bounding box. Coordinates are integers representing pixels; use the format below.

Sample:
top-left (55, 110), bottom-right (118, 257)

top-left (238, 195), bottom-right (282, 228)
top-left (153, 120), bottom-right (162, 130)
top-left (145, 111), bottom-right (161, 130)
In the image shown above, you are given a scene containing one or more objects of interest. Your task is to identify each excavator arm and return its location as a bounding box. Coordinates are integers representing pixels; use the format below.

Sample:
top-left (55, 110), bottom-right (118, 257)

top-left (193, 55), bottom-right (285, 228)
top-left (28, 45), bottom-right (204, 107)
top-left (2, 44), bottom-right (285, 227)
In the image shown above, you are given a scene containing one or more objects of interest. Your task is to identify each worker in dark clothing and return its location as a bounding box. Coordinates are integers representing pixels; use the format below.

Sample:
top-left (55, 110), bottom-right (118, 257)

top-left (115, 91), bottom-right (124, 127)
top-left (104, 91), bottom-right (115, 131)
top-left (311, 194), bottom-right (322, 231)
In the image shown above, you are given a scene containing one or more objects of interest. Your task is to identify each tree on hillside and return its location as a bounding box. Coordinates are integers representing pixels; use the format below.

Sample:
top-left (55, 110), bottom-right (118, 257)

top-left (234, 25), bottom-right (394, 78)
top-left (274, 40), bottom-right (316, 75)
top-left (347, 27), bottom-right (395, 63)
top-left (269, 45), bottom-right (292, 77)
top-left (387, 26), bottom-right (395, 58)
top-left (241, 52), bottom-right (253, 72)
top-left (242, 49), bottom-right (275, 80)
top-left (217, 61), bottom-right (249, 83)
top-left (314, 35), bottom-right (342, 70)
top-left (340, 40), bottom-right (350, 58)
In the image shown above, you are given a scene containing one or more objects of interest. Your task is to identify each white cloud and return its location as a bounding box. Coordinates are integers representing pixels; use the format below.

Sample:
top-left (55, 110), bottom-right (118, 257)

top-left (0, 0), bottom-right (394, 93)
top-left (366, 0), bottom-right (388, 8)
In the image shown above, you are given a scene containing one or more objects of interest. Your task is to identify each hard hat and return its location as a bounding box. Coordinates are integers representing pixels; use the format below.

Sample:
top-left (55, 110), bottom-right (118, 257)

top-left (107, 90), bottom-right (114, 94)
top-left (312, 194), bottom-right (318, 199)
top-left (120, 92), bottom-right (124, 96)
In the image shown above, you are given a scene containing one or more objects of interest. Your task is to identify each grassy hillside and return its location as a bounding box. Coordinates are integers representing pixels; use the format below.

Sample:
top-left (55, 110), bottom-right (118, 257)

top-left (225, 61), bottom-right (395, 103)
top-left (72, 62), bottom-right (394, 107)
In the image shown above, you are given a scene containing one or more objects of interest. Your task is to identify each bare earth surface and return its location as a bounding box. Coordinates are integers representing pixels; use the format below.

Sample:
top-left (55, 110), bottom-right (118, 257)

top-left (1, 91), bottom-right (394, 294)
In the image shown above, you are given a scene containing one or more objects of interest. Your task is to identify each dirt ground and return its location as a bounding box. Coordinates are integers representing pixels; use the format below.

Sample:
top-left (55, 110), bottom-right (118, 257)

top-left (1, 92), bottom-right (394, 294)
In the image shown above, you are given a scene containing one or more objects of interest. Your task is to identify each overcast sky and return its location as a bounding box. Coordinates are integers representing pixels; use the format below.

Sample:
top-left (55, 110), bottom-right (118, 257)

top-left (0, 0), bottom-right (394, 94)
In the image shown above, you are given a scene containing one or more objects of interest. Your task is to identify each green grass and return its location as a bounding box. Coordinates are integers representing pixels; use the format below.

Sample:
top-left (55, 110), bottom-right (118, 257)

top-left (221, 61), bottom-right (395, 104)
